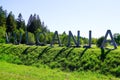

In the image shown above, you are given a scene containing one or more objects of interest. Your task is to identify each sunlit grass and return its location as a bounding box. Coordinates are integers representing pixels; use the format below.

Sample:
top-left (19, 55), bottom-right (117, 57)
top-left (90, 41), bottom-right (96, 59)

top-left (0, 61), bottom-right (119, 80)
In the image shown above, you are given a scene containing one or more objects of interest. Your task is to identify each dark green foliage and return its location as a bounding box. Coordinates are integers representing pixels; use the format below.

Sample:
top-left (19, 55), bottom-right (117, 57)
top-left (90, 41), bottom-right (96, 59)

top-left (27, 14), bottom-right (49, 33)
top-left (16, 13), bottom-right (26, 30)
top-left (27, 14), bottom-right (43, 33)
top-left (0, 44), bottom-right (120, 77)
top-left (26, 14), bottom-right (50, 44)
top-left (0, 7), bottom-right (6, 43)
top-left (41, 22), bottom-right (49, 32)
top-left (6, 12), bottom-right (16, 33)
top-left (96, 36), bottom-right (104, 47)
top-left (114, 33), bottom-right (120, 45)
top-left (0, 6), bottom-right (6, 27)
top-left (0, 27), bottom-right (6, 43)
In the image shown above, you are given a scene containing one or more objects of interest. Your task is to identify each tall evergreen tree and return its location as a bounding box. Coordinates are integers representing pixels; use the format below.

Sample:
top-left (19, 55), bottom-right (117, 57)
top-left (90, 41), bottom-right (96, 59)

top-left (27, 14), bottom-right (49, 33)
top-left (27, 14), bottom-right (37, 33)
top-left (16, 13), bottom-right (25, 30)
top-left (41, 22), bottom-right (49, 32)
top-left (36, 15), bottom-right (42, 30)
top-left (6, 12), bottom-right (16, 33)
top-left (0, 6), bottom-right (6, 27)
top-left (27, 14), bottom-right (33, 27)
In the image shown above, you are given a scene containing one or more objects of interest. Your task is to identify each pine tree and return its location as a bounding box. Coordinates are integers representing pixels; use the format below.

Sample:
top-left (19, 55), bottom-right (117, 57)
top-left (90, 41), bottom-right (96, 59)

top-left (16, 13), bottom-right (25, 30)
top-left (27, 14), bottom-right (39, 33)
top-left (27, 14), bottom-right (32, 27)
top-left (41, 22), bottom-right (49, 32)
top-left (6, 12), bottom-right (16, 33)
top-left (27, 14), bottom-right (49, 33)
top-left (0, 6), bottom-right (6, 27)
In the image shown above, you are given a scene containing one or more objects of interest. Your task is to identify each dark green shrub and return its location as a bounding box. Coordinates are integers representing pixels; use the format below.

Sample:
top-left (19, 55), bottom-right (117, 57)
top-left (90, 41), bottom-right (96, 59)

top-left (96, 36), bottom-right (104, 47)
top-left (0, 27), bottom-right (6, 43)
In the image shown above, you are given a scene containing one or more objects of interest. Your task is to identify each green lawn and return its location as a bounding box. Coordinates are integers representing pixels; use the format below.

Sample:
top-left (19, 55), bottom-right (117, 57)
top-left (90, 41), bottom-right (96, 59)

top-left (0, 61), bottom-right (119, 80)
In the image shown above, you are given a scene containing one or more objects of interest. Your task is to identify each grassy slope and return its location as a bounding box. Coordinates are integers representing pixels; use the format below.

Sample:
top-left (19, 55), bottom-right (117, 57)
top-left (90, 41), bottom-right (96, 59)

top-left (0, 43), bottom-right (120, 78)
top-left (0, 61), bottom-right (119, 80)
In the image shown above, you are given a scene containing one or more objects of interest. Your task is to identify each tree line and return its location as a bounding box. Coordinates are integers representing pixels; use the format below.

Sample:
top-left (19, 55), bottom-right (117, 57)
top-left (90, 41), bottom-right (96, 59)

top-left (1, 6), bottom-right (120, 47)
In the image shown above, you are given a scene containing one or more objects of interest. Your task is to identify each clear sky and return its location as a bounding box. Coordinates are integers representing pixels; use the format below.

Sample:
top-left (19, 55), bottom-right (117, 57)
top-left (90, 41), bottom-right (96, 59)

top-left (1, 0), bottom-right (120, 38)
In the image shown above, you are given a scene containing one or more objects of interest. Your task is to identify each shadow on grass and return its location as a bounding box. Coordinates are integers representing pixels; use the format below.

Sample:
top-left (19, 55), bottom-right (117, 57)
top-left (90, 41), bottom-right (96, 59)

top-left (22, 47), bottom-right (30, 54)
top-left (79, 48), bottom-right (88, 59)
top-left (66, 48), bottom-right (74, 58)
top-left (0, 45), bottom-right (13, 53)
top-left (38, 47), bottom-right (51, 59)
top-left (100, 48), bottom-right (113, 62)
top-left (22, 47), bottom-right (38, 54)
top-left (53, 48), bottom-right (69, 60)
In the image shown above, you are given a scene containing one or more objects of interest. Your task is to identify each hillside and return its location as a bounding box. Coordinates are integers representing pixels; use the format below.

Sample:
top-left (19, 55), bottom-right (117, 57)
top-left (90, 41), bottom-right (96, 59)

top-left (0, 43), bottom-right (120, 78)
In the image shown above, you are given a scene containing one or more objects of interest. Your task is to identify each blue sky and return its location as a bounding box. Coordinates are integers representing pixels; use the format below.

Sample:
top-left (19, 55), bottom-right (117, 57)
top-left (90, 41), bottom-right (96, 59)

top-left (1, 0), bottom-right (120, 38)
